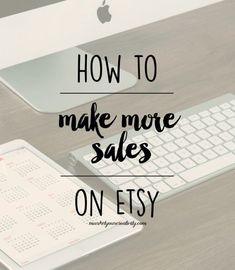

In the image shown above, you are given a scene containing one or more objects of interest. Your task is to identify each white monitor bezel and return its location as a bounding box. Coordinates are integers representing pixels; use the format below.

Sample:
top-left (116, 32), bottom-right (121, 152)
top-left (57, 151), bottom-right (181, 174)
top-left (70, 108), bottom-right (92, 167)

top-left (0, 0), bottom-right (223, 69)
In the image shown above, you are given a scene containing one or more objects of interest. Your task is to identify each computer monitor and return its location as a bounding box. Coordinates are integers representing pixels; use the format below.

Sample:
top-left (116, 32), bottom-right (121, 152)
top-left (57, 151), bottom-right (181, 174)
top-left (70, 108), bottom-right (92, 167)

top-left (0, 0), bottom-right (222, 112)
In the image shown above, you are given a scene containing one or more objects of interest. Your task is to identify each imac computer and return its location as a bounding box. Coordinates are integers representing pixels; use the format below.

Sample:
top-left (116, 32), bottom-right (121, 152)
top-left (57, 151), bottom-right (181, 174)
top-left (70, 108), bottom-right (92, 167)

top-left (0, 0), bottom-right (222, 113)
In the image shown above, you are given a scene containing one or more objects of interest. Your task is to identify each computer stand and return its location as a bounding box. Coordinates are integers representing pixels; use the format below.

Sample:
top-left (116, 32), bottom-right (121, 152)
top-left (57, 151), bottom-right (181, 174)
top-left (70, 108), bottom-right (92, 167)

top-left (0, 48), bottom-right (137, 113)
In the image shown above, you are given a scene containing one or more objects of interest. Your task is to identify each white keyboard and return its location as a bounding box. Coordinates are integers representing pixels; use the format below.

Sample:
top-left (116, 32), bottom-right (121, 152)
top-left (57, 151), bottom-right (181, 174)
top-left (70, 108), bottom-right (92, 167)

top-left (70, 94), bottom-right (235, 207)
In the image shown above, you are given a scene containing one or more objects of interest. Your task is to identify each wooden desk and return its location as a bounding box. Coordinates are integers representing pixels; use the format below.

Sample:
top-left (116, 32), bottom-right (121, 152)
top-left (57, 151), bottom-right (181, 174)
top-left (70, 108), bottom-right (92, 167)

top-left (0, 0), bottom-right (234, 269)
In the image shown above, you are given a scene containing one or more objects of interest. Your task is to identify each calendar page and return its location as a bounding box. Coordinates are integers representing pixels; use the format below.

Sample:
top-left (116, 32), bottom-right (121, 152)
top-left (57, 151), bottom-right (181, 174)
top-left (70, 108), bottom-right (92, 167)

top-left (0, 147), bottom-right (122, 266)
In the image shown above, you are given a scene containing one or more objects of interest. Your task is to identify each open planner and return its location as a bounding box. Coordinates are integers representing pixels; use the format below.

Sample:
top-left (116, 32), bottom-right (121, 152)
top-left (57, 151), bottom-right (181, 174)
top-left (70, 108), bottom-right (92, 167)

top-left (0, 140), bottom-right (141, 270)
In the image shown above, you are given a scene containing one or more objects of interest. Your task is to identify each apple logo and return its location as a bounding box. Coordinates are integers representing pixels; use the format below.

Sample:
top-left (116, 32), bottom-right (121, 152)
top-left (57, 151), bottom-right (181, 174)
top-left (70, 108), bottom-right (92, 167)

top-left (97, 0), bottom-right (112, 24)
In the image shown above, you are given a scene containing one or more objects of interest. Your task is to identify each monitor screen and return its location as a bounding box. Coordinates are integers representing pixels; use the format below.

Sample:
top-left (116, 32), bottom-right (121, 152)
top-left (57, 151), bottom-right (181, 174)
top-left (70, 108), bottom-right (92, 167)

top-left (0, 0), bottom-right (65, 18)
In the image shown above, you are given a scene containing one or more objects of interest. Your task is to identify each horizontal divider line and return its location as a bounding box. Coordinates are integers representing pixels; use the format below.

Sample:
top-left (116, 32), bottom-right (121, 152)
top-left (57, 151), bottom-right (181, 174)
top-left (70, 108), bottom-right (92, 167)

top-left (60, 92), bottom-right (174, 95)
top-left (61, 175), bottom-right (174, 178)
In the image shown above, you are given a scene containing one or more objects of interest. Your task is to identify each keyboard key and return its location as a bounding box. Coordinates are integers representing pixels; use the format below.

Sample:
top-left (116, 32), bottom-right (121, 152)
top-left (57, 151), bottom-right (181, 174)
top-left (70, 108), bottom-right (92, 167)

top-left (105, 158), bottom-right (114, 165)
top-left (220, 103), bottom-right (231, 110)
top-left (130, 167), bottom-right (146, 175)
top-left (212, 113), bottom-right (226, 122)
top-left (181, 125), bottom-right (196, 134)
top-left (99, 164), bottom-right (122, 175)
top-left (147, 176), bottom-right (163, 183)
top-left (142, 161), bottom-right (157, 172)
top-left (179, 118), bottom-right (189, 126)
top-left (148, 137), bottom-right (163, 147)
top-left (181, 158), bottom-right (196, 169)
top-left (180, 153), bottom-right (235, 182)
top-left (224, 141), bottom-right (235, 151)
top-left (158, 168), bottom-right (174, 176)
top-left (202, 117), bottom-right (216, 126)
top-left (214, 145), bottom-right (228, 156)
top-left (217, 122), bottom-right (231, 131)
top-left (164, 142), bottom-right (179, 152)
top-left (206, 126), bottom-right (221, 135)
top-left (169, 163), bottom-right (185, 173)
top-left (192, 154), bottom-right (207, 164)
top-left (153, 157), bottom-right (169, 168)
top-left (165, 153), bottom-right (180, 163)
top-left (186, 134), bottom-right (200, 143)
top-left (230, 99), bottom-right (235, 106)
top-left (177, 149), bottom-right (191, 159)
top-left (118, 160), bottom-right (134, 170)
top-left (219, 132), bottom-right (233, 142)
top-left (109, 172), bottom-right (134, 186)
top-left (154, 181), bottom-right (172, 193)
top-left (170, 128), bottom-right (185, 138)
top-left (199, 110), bottom-right (210, 117)
top-left (202, 150), bottom-right (218, 160)
top-left (229, 128), bottom-right (235, 136)
top-left (188, 114), bottom-right (200, 122)
top-left (175, 138), bottom-right (190, 148)
top-left (227, 117), bottom-right (235, 127)
top-left (143, 131), bottom-right (156, 138)
top-left (222, 109), bottom-right (235, 118)
top-left (165, 176), bottom-right (186, 188)
top-left (187, 145), bottom-right (202, 154)
top-left (152, 146), bottom-right (168, 157)
top-left (192, 120), bottom-right (206, 130)
top-left (160, 133), bottom-right (174, 142)
top-left (198, 140), bottom-right (213, 150)
top-left (210, 106), bottom-right (221, 113)
top-left (196, 130), bottom-right (210, 139)
top-left (135, 178), bottom-right (151, 188)
top-left (208, 136), bottom-right (223, 146)
top-left (130, 158), bottom-right (140, 166)
top-left (91, 160), bottom-right (106, 169)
